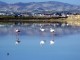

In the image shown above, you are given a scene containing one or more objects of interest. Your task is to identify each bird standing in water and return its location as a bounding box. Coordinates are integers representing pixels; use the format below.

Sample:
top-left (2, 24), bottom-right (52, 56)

top-left (40, 28), bottom-right (45, 32)
top-left (15, 29), bottom-right (20, 35)
top-left (15, 29), bottom-right (21, 45)
top-left (50, 28), bottom-right (55, 33)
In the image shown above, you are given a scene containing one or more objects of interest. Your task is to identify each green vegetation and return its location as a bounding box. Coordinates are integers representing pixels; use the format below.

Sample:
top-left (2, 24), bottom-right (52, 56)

top-left (0, 15), bottom-right (67, 19)
top-left (0, 15), bottom-right (80, 26)
top-left (0, 15), bottom-right (67, 24)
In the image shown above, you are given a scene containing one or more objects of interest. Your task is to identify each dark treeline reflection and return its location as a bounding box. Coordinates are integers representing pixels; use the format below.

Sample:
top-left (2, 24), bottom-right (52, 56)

top-left (0, 23), bottom-right (80, 36)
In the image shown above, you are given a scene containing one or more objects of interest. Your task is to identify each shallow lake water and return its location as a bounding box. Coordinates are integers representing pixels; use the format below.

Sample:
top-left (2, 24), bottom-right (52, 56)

top-left (0, 23), bottom-right (80, 60)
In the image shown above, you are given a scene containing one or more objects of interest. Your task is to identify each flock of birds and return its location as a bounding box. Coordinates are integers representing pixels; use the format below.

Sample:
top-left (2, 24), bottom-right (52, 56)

top-left (15, 27), bottom-right (55, 46)
top-left (39, 28), bottom-right (55, 46)
top-left (6, 27), bottom-right (55, 56)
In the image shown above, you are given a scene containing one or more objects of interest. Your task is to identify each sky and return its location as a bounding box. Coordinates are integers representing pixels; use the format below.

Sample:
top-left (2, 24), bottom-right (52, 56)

top-left (0, 0), bottom-right (80, 5)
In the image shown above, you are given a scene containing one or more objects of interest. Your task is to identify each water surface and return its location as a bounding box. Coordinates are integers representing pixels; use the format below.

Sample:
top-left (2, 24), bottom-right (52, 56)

top-left (0, 24), bottom-right (80, 60)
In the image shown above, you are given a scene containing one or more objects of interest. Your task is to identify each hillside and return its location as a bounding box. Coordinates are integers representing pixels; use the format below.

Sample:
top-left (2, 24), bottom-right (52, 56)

top-left (0, 1), bottom-right (80, 12)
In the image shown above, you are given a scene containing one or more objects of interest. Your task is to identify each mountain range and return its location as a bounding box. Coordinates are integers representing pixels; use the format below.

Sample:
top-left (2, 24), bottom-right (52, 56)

top-left (0, 1), bottom-right (80, 13)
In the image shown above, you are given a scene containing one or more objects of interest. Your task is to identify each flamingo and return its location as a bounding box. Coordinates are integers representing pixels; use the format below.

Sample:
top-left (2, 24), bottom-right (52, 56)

top-left (15, 29), bottom-right (20, 33)
top-left (40, 28), bottom-right (45, 32)
top-left (50, 40), bottom-right (54, 45)
top-left (50, 28), bottom-right (55, 33)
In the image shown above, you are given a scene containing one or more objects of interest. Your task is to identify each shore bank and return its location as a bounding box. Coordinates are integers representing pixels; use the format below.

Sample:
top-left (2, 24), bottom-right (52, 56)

top-left (0, 15), bottom-right (80, 26)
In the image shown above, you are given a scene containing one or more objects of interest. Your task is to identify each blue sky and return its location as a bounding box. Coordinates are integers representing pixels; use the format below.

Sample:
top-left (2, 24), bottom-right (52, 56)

top-left (0, 0), bottom-right (80, 5)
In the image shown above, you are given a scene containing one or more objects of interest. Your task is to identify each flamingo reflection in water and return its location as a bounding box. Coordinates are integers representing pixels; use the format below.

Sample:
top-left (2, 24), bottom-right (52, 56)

top-left (15, 38), bottom-right (21, 45)
top-left (40, 40), bottom-right (46, 47)
top-left (50, 40), bottom-right (55, 45)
